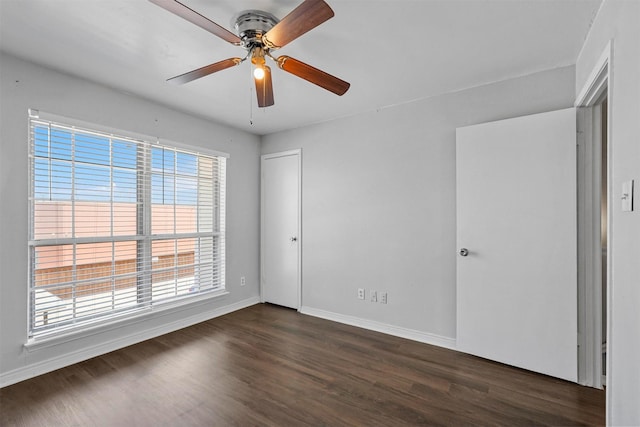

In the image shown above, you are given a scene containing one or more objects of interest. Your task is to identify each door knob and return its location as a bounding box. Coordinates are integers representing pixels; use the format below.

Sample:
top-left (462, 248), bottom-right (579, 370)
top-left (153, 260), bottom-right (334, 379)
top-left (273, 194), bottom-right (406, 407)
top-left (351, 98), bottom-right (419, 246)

top-left (290, 237), bottom-right (297, 242)
top-left (459, 248), bottom-right (469, 257)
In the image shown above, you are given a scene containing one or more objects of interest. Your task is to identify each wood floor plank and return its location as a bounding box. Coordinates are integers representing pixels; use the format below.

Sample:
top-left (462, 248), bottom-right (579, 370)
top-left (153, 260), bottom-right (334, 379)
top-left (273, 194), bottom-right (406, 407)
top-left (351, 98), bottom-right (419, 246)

top-left (1, 303), bottom-right (605, 426)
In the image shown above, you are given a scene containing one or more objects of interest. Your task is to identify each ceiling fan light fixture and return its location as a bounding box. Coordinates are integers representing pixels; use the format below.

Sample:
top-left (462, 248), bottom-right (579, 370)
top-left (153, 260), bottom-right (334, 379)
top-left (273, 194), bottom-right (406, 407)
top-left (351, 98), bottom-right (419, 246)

top-left (253, 66), bottom-right (265, 80)
top-left (251, 46), bottom-right (267, 80)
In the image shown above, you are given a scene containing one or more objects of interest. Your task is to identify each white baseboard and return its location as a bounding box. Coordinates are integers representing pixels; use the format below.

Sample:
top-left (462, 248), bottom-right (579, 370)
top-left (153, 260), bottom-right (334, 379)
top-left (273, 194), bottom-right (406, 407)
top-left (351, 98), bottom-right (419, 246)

top-left (0, 296), bottom-right (260, 388)
top-left (300, 306), bottom-right (456, 350)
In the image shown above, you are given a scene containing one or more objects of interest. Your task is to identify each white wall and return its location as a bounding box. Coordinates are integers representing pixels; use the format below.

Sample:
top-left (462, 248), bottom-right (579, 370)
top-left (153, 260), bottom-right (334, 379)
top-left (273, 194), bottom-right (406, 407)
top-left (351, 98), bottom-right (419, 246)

top-left (261, 66), bottom-right (575, 344)
top-left (0, 53), bottom-right (261, 385)
top-left (576, 1), bottom-right (640, 424)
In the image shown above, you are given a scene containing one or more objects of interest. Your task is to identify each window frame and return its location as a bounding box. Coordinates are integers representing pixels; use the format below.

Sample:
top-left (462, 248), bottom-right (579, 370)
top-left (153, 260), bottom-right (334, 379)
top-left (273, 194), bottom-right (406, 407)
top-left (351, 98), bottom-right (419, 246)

top-left (27, 110), bottom-right (228, 342)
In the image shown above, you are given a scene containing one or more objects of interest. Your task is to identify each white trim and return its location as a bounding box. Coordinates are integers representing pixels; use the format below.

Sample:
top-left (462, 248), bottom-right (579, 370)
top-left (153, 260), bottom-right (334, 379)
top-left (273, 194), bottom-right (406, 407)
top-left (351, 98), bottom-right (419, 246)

top-left (604, 51), bottom-right (613, 427)
top-left (296, 152), bottom-right (302, 310)
top-left (296, 151), bottom-right (302, 310)
top-left (574, 39), bottom-right (613, 425)
top-left (260, 149), bottom-right (302, 310)
top-left (261, 149), bottom-right (302, 160)
top-left (1, 297), bottom-right (260, 388)
top-left (576, 107), bottom-right (591, 386)
top-left (575, 41), bottom-right (611, 107)
top-left (300, 306), bottom-right (457, 350)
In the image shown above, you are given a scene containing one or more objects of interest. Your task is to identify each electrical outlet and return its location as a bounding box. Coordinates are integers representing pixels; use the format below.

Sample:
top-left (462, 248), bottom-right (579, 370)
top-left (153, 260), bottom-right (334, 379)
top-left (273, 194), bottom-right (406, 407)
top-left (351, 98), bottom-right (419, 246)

top-left (380, 292), bottom-right (388, 304)
top-left (371, 290), bottom-right (377, 303)
top-left (240, 276), bottom-right (246, 286)
top-left (357, 288), bottom-right (365, 300)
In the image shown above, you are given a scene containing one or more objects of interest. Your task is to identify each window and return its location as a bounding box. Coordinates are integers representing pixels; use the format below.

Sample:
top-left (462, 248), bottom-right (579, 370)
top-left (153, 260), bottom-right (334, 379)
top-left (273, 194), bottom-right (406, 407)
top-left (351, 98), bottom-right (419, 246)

top-left (28, 112), bottom-right (226, 338)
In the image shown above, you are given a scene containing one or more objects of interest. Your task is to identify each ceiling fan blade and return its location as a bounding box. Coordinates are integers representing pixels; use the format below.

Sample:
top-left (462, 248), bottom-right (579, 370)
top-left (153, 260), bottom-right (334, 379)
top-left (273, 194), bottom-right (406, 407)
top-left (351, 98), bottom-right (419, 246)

top-left (255, 66), bottom-right (275, 108)
top-left (167, 58), bottom-right (242, 85)
top-left (149, 0), bottom-right (241, 45)
top-left (263, 0), bottom-right (334, 49)
top-left (276, 56), bottom-right (350, 96)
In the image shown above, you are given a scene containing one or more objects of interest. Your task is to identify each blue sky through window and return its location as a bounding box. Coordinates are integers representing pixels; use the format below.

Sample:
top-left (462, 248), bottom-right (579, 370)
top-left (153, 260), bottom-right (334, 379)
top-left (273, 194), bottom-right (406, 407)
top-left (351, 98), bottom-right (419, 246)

top-left (151, 147), bottom-right (198, 205)
top-left (34, 126), bottom-right (198, 205)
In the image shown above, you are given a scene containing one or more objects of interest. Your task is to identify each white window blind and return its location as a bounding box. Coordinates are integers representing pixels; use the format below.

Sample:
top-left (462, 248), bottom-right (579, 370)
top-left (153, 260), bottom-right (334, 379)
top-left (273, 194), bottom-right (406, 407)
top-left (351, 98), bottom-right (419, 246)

top-left (28, 115), bottom-right (226, 338)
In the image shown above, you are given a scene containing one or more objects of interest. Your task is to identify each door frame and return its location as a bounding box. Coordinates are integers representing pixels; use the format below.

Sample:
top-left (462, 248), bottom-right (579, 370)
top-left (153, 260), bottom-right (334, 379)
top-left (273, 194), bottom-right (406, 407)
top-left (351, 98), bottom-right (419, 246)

top-left (575, 41), bottom-right (612, 399)
top-left (260, 149), bottom-right (302, 310)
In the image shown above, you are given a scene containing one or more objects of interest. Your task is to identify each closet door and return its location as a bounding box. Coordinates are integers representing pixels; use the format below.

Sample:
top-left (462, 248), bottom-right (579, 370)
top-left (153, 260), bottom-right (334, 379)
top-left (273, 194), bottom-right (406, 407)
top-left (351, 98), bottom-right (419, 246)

top-left (261, 150), bottom-right (301, 309)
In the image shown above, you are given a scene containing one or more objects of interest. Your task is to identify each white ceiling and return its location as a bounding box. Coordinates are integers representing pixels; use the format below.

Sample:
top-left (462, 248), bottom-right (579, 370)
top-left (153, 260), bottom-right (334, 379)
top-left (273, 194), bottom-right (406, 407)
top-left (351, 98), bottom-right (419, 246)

top-left (0, 0), bottom-right (601, 135)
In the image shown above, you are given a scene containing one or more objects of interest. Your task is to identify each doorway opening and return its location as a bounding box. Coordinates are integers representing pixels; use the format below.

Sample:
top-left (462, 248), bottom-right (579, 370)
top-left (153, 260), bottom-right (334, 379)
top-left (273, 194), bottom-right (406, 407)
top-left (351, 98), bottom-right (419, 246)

top-left (575, 42), bottom-right (611, 394)
top-left (577, 94), bottom-right (609, 390)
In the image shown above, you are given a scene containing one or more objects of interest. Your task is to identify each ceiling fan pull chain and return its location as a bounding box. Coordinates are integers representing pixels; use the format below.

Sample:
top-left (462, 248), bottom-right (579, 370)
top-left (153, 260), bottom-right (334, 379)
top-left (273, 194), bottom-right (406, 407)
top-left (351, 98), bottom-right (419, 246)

top-left (249, 65), bottom-right (254, 125)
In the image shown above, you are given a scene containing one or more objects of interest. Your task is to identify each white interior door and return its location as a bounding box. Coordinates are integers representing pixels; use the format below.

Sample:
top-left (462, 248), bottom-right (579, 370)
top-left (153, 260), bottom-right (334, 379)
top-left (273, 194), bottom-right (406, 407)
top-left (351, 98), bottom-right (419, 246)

top-left (456, 108), bottom-right (577, 382)
top-left (261, 150), bottom-right (301, 309)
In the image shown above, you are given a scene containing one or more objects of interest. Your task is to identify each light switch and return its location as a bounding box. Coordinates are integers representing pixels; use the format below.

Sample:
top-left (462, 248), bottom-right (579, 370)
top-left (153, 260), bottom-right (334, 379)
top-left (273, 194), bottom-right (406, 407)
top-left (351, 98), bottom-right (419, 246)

top-left (621, 180), bottom-right (634, 212)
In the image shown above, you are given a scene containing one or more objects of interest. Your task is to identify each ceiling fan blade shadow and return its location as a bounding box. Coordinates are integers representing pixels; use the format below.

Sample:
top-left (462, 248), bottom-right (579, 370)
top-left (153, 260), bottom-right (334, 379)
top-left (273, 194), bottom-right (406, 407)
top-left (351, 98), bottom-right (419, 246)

top-left (167, 58), bottom-right (242, 85)
top-left (276, 56), bottom-right (349, 96)
top-left (149, 0), bottom-right (241, 45)
top-left (255, 66), bottom-right (275, 108)
top-left (263, 0), bottom-right (334, 49)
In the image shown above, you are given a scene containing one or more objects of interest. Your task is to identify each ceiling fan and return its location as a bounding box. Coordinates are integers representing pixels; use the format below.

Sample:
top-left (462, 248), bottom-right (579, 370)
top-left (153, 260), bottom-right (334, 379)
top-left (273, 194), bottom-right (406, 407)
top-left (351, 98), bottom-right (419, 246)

top-left (149, 0), bottom-right (351, 108)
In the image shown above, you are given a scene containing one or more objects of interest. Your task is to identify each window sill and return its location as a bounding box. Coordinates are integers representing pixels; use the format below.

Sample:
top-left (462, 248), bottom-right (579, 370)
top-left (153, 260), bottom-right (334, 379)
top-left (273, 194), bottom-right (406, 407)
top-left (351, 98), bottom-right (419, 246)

top-left (24, 290), bottom-right (229, 352)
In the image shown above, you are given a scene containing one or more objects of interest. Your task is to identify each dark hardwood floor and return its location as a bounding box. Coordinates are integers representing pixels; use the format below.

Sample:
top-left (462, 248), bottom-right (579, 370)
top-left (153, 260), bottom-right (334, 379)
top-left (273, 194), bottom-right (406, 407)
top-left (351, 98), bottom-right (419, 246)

top-left (1, 303), bottom-right (605, 426)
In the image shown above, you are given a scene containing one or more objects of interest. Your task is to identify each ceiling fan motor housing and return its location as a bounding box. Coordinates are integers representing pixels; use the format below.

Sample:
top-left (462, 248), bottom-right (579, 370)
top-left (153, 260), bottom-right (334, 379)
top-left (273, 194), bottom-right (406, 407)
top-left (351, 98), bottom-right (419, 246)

top-left (233, 10), bottom-right (279, 49)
